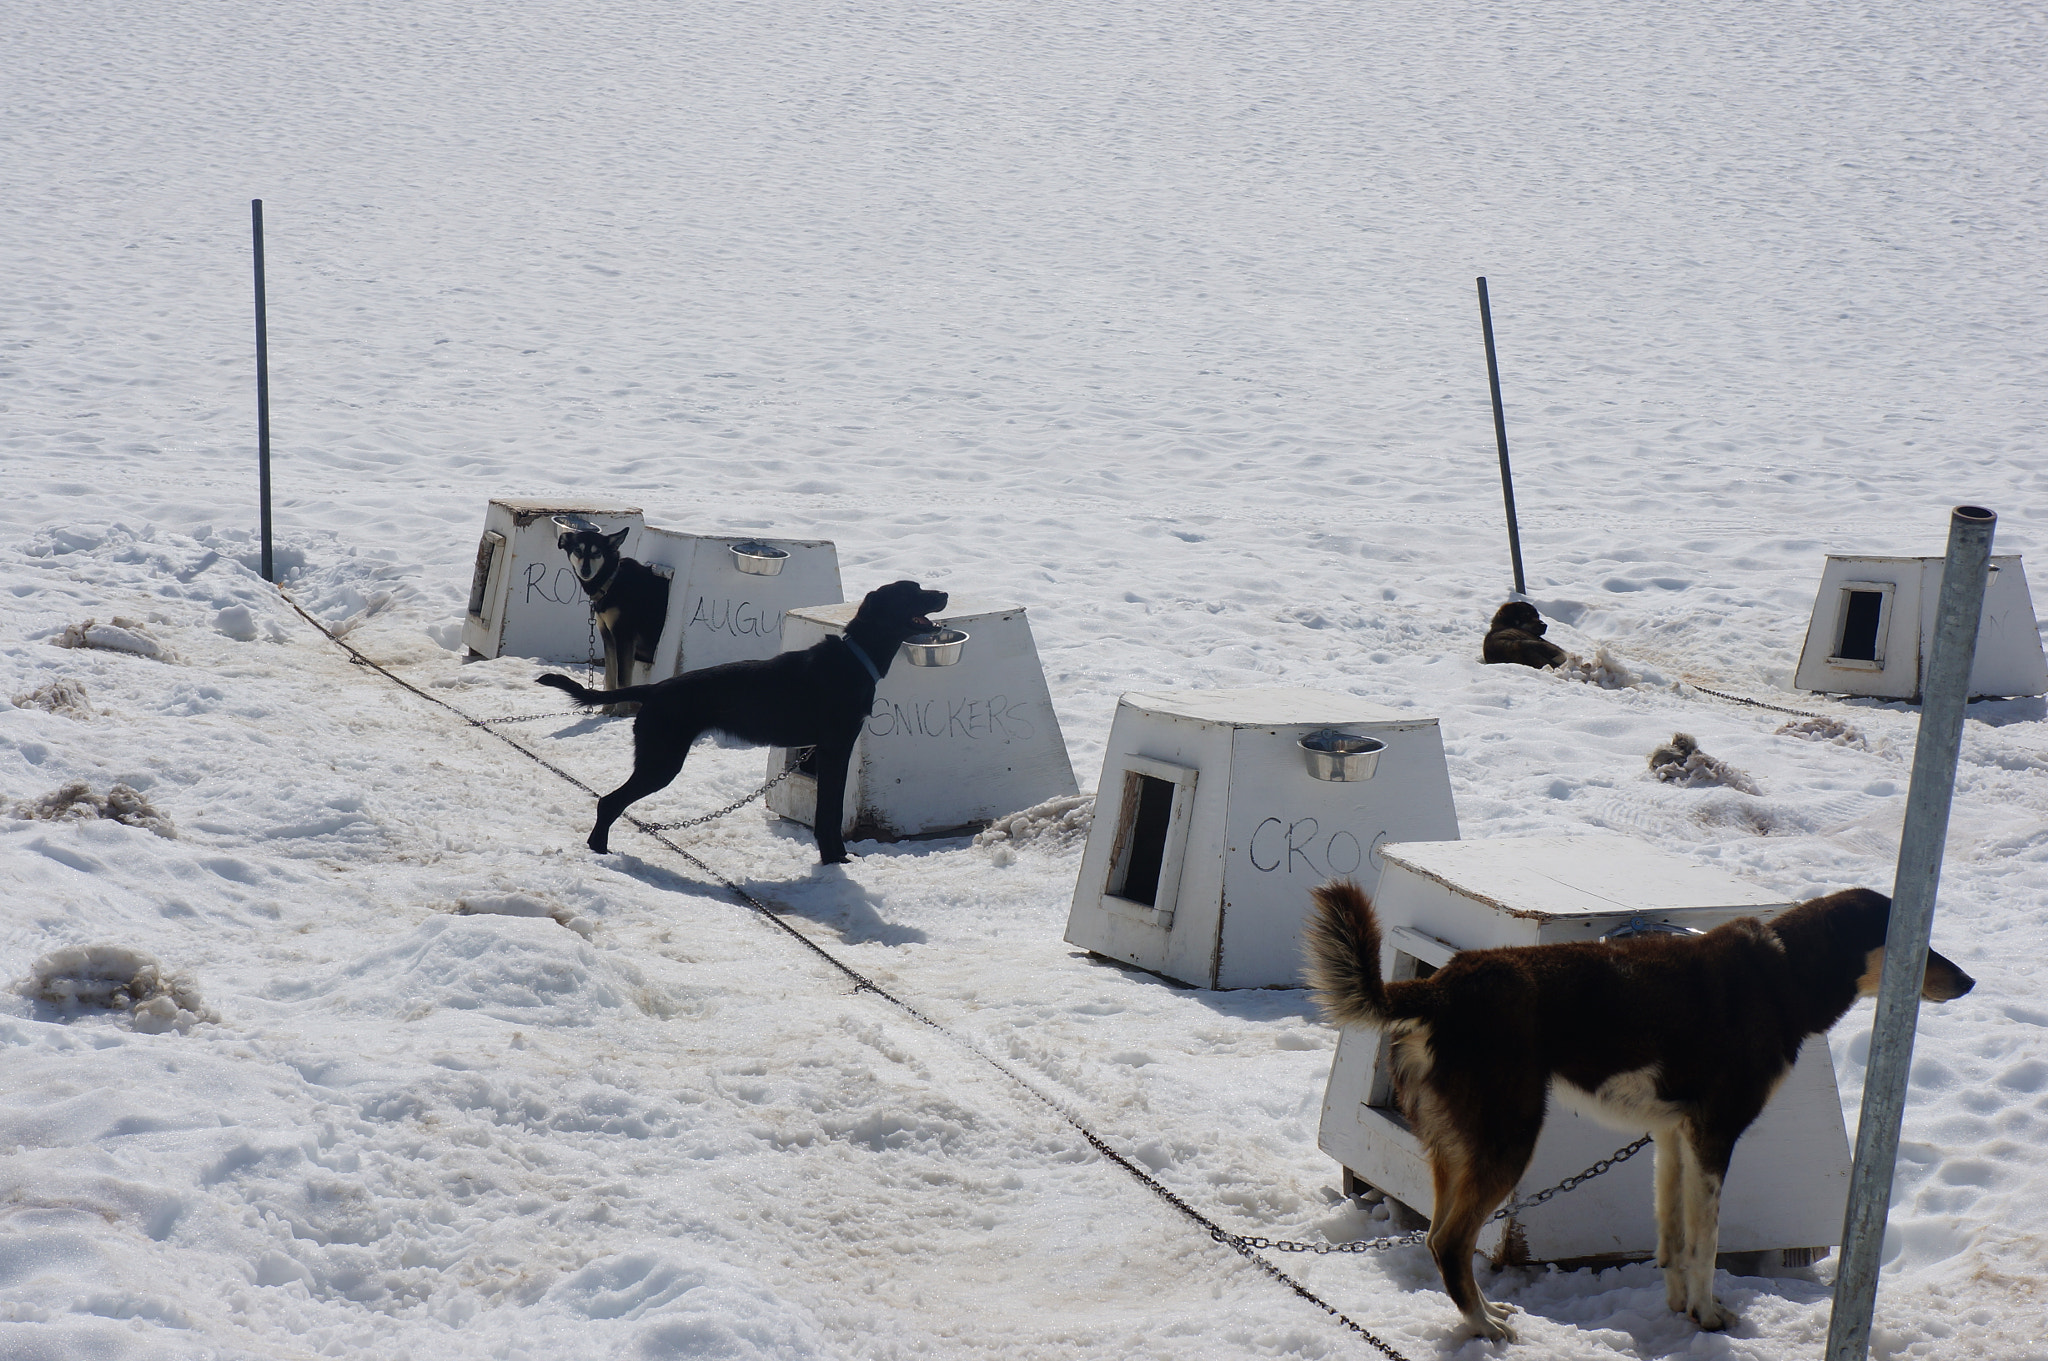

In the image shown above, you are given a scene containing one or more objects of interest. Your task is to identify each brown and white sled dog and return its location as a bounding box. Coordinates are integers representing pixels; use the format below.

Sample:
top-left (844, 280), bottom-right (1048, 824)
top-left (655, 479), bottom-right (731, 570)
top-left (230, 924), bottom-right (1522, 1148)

top-left (1303, 880), bottom-right (1975, 1343)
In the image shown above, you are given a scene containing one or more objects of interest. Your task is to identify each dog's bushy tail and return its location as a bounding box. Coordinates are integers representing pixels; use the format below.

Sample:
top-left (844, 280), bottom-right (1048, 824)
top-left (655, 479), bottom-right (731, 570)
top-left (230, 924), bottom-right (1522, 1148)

top-left (535, 673), bottom-right (657, 708)
top-left (1304, 879), bottom-right (1392, 1030)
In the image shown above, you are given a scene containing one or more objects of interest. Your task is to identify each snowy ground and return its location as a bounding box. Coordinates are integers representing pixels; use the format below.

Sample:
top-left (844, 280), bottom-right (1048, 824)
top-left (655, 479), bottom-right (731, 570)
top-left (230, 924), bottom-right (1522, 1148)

top-left (4, 1), bottom-right (2047, 1357)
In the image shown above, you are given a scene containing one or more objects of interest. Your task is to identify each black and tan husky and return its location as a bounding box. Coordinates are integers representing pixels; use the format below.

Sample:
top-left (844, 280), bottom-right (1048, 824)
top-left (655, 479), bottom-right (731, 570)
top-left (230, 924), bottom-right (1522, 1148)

top-left (554, 520), bottom-right (671, 692)
top-left (1304, 879), bottom-right (1975, 1343)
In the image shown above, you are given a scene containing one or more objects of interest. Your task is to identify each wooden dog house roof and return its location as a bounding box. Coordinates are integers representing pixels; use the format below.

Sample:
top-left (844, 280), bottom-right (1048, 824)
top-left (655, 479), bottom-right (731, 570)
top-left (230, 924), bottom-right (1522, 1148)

top-left (1379, 836), bottom-right (1789, 922)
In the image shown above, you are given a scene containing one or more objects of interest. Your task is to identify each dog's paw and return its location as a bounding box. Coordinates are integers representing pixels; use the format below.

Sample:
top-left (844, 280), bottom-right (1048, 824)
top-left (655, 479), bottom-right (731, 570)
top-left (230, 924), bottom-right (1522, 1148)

top-left (1467, 1310), bottom-right (1516, 1344)
top-left (587, 836), bottom-right (612, 855)
top-left (1665, 1271), bottom-right (1688, 1312)
top-left (1689, 1300), bottom-right (1733, 1332)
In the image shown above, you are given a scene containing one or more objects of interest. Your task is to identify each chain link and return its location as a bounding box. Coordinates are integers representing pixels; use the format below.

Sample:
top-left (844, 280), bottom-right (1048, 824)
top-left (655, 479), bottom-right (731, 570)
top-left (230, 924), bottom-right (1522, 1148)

top-left (1227, 1134), bottom-right (1655, 1256)
top-left (638, 750), bottom-right (814, 832)
top-left (1683, 680), bottom-right (1835, 721)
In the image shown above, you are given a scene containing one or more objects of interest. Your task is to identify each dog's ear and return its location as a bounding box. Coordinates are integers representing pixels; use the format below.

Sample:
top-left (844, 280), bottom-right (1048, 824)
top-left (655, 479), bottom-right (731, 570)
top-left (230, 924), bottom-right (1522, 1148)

top-left (558, 531), bottom-right (575, 551)
top-left (607, 528), bottom-right (630, 550)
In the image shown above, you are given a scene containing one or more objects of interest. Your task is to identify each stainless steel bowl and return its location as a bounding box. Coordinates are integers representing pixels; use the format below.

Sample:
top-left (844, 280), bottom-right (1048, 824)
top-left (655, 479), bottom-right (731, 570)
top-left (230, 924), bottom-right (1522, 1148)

top-left (900, 628), bottom-right (968, 667)
top-left (730, 541), bottom-right (788, 576)
top-left (1299, 730), bottom-right (1385, 781)
top-left (1599, 915), bottom-right (1703, 943)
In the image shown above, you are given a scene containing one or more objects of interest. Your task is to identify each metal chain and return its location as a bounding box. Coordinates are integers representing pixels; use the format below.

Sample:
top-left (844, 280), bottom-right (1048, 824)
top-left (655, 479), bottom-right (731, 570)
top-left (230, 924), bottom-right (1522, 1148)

top-left (638, 751), bottom-right (813, 832)
top-left (1683, 680), bottom-right (1836, 721)
top-left (1228, 1134), bottom-right (1654, 1255)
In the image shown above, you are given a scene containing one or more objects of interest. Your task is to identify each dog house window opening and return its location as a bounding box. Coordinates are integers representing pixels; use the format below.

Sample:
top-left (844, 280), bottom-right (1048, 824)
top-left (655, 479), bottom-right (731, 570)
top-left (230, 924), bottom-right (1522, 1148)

top-left (1830, 581), bottom-right (1893, 667)
top-left (1365, 950), bottom-right (1437, 1120)
top-left (467, 532), bottom-right (505, 623)
top-left (1110, 772), bottom-right (1177, 907)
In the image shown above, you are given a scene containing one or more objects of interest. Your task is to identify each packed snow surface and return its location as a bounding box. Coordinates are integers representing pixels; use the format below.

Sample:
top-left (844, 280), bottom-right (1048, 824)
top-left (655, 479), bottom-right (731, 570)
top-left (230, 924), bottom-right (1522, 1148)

top-left (5, 1), bottom-right (2047, 1357)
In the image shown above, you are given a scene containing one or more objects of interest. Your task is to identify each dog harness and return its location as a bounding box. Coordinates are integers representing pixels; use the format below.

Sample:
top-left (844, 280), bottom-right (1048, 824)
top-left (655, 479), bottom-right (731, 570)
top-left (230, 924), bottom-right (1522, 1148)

top-left (839, 635), bottom-right (883, 683)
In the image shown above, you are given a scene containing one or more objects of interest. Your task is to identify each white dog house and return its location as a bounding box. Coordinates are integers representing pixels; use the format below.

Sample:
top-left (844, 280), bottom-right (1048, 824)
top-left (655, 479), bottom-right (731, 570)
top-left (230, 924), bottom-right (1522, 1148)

top-left (622, 527), bottom-right (841, 685)
top-left (462, 498), bottom-right (644, 662)
top-left (1318, 836), bottom-right (1852, 1265)
top-left (764, 598), bottom-right (1078, 842)
top-left (1794, 554), bottom-right (2047, 700)
top-left (1062, 689), bottom-right (1461, 991)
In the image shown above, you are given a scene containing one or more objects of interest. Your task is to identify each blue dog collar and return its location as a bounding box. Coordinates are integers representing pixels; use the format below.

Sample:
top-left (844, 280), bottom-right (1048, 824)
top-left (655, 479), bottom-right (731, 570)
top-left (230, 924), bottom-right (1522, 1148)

top-left (840, 634), bottom-right (883, 683)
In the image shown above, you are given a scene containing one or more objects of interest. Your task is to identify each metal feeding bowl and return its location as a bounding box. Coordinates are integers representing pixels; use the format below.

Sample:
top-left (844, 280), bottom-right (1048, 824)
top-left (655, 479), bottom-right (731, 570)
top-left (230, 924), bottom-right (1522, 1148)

top-left (901, 628), bottom-right (968, 667)
top-left (1299, 729), bottom-right (1385, 782)
top-left (1600, 916), bottom-right (1704, 944)
top-left (729, 541), bottom-right (789, 576)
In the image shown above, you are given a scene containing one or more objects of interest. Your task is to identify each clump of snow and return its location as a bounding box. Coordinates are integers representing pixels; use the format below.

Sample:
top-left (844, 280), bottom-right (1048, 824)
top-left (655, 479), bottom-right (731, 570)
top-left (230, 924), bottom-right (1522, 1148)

top-left (16, 944), bottom-right (219, 1032)
top-left (1778, 715), bottom-right (1869, 749)
top-left (53, 616), bottom-right (174, 661)
top-left (975, 794), bottom-right (1094, 865)
top-left (11, 676), bottom-right (94, 718)
top-left (1648, 733), bottom-right (1762, 794)
top-left (456, 890), bottom-right (598, 939)
top-left (14, 781), bottom-right (176, 837)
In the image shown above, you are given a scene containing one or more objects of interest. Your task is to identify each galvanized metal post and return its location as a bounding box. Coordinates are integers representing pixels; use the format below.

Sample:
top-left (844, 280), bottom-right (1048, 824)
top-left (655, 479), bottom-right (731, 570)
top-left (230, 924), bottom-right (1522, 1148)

top-left (252, 199), bottom-right (274, 584)
top-left (1476, 277), bottom-right (1527, 597)
top-left (1825, 504), bottom-right (1996, 1361)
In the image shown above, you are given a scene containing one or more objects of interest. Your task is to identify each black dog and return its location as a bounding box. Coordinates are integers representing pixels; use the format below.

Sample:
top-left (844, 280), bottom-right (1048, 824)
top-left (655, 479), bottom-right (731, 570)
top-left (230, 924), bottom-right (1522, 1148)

top-left (555, 522), bottom-right (671, 691)
top-left (536, 580), bottom-right (948, 863)
top-left (1482, 600), bottom-right (1567, 669)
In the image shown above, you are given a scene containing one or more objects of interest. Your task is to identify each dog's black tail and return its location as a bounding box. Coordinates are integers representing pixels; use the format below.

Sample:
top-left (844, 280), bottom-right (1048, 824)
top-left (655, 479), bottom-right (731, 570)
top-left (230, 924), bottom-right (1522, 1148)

top-left (535, 673), bottom-right (658, 708)
top-left (1304, 879), bottom-right (1394, 1031)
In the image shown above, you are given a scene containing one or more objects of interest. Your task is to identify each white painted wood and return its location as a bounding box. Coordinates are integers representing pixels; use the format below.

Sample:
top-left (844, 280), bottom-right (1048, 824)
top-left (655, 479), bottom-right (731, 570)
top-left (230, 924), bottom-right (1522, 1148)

top-left (628, 528), bottom-right (841, 684)
top-left (1062, 687), bottom-right (1461, 989)
top-left (1316, 835), bottom-right (1853, 1262)
top-left (1794, 553), bottom-right (2046, 699)
top-left (460, 498), bottom-right (643, 661)
top-left (763, 598), bottom-right (1078, 841)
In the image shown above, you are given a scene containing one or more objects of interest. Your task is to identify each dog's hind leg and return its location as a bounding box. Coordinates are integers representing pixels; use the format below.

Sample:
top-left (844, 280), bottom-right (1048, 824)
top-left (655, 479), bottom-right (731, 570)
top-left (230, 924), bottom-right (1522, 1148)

top-left (1426, 1150), bottom-right (1523, 1343)
top-left (1653, 1128), bottom-right (1686, 1309)
top-left (1672, 1125), bottom-right (1734, 1330)
top-left (588, 744), bottom-right (689, 854)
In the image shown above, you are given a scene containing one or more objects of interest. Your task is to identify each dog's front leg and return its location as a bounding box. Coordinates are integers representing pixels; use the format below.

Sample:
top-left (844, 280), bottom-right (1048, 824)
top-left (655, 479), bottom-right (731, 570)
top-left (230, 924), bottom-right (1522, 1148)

top-left (810, 739), bottom-right (856, 864)
top-left (600, 622), bottom-right (622, 692)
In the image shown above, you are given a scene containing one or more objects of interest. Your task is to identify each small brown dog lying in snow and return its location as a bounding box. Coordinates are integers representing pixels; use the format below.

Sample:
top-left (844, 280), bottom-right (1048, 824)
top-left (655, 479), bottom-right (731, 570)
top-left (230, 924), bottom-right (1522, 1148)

top-left (1482, 600), bottom-right (1567, 669)
top-left (1304, 879), bottom-right (1975, 1343)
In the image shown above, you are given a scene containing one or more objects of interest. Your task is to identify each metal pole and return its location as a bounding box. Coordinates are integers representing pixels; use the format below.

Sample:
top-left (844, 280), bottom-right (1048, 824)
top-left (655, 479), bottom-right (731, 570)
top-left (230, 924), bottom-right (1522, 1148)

top-left (1476, 277), bottom-right (1526, 596)
top-left (252, 199), bottom-right (274, 584)
top-left (1825, 504), bottom-right (1996, 1361)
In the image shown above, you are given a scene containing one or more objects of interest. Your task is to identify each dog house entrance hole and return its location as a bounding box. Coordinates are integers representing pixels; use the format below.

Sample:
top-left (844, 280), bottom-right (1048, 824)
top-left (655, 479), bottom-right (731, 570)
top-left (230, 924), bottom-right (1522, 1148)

top-left (1116, 775), bottom-right (1175, 906)
top-left (1100, 756), bottom-right (1197, 926)
top-left (1366, 926), bottom-right (1456, 1116)
top-left (467, 532), bottom-right (505, 624)
top-left (1830, 582), bottom-right (1893, 668)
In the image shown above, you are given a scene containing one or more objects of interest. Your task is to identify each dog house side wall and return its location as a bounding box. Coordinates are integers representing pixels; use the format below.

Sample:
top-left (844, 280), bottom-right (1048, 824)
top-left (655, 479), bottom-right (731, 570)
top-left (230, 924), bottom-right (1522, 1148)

top-left (643, 533), bottom-right (842, 681)
top-left (462, 501), bottom-right (644, 661)
top-left (852, 603), bottom-right (1078, 837)
top-left (1919, 556), bottom-right (2048, 698)
top-left (764, 601), bottom-right (1079, 841)
top-left (1213, 722), bottom-right (1460, 989)
top-left (1064, 703), bottom-right (1235, 985)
